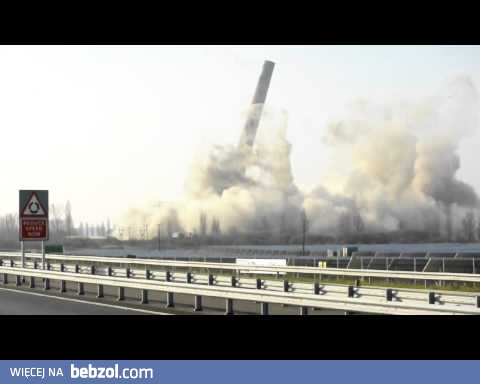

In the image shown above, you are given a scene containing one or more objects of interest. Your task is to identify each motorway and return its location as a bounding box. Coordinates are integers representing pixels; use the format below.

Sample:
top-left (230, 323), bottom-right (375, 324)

top-left (0, 279), bottom-right (342, 315)
top-left (0, 287), bottom-right (164, 315)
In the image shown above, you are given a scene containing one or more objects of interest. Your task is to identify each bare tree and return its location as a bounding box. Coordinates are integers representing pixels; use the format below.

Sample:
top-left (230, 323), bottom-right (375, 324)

top-left (106, 219), bottom-right (112, 236)
top-left (3, 214), bottom-right (18, 243)
top-left (117, 226), bottom-right (124, 240)
top-left (64, 201), bottom-right (74, 236)
top-left (301, 209), bottom-right (308, 256)
top-left (461, 211), bottom-right (476, 242)
top-left (280, 211), bottom-right (287, 234)
top-left (338, 211), bottom-right (352, 240)
top-left (423, 213), bottom-right (441, 240)
top-left (445, 204), bottom-right (453, 242)
top-left (260, 216), bottom-right (271, 233)
top-left (477, 216), bottom-right (480, 241)
top-left (50, 204), bottom-right (65, 239)
top-left (50, 204), bottom-right (59, 235)
top-left (228, 225), bottom-right (239, 237)
top-left (5, 214), bottom-right (17, 233)
top-left (199, 212), bottom-right (207, 238)
top-left (211, 217), bottom-right (221, 236)
top-left (166, 208), bottom-right (182, 239)
top-left (352, 211), bottom-right (365, 233)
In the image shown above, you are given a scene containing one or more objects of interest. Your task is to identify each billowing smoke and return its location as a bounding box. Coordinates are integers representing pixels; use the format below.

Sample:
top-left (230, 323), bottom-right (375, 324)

top-left (118, 76), bottom-right (480, 240)
top-left (304, 76), bottom-right (480, 237)
top-left (119, 105), bottom-right (304, 238)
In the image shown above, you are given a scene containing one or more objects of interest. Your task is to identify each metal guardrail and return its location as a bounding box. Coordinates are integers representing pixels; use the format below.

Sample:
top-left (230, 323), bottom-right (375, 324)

top-left (3, 251), bottom-right (480, 285)
top-left (0, 257), bottom-right (480, 314)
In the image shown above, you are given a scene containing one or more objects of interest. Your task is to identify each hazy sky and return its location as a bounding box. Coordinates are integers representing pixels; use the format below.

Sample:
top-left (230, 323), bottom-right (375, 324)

top-left (1, 45), bottom-right (479, 225)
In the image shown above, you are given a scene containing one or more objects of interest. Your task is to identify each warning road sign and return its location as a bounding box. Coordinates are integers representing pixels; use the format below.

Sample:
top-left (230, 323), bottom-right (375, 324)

top-left (19, 190), bottom-right (49, 241)
top-left (21, 218), bottom-right (48, 239)
top-left (22, 192), bottom-right (47, 217)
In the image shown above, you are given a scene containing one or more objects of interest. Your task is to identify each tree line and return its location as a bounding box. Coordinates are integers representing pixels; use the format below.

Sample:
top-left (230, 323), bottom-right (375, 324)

top-left (0, 201), bottom-right (113, 247)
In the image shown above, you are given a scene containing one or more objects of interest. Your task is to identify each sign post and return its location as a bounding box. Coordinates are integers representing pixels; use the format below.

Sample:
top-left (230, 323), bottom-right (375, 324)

top-left (21, 241), bottom-right (24, 268)
top-left (19, 190), bottom-right (49, 269)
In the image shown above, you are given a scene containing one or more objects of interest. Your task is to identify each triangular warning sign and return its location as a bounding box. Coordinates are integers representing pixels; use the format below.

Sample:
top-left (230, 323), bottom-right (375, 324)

top-left (22, 192), bottom-right (47, 217)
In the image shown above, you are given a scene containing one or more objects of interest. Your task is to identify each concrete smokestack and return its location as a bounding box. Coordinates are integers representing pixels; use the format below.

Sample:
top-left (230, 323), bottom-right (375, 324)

top-left (238, 60), bottom-right (275, 149)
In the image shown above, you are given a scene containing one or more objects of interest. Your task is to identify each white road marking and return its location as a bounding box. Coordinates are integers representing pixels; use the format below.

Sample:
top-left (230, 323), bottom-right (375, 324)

top-left (0, 286), bottom-right (172, 315)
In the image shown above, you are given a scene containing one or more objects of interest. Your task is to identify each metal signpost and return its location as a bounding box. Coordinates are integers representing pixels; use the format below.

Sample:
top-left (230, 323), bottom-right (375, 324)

top-left (19, 190), bottom-right (49, 269)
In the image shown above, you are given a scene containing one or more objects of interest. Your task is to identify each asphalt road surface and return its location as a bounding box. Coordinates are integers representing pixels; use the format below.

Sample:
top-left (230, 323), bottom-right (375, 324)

top-left (0, 287), bottom-right (165, 315)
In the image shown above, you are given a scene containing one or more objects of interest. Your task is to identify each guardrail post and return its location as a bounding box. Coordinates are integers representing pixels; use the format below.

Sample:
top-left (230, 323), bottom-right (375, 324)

top-left (77, 282), bottom-right (84, 295)
top-left (107, 266), bottom-right (112, 276)
top-left (231, 276), bottom-right (238, 287)
top-left (91, 265), bottom-right (96, 275)
top-left (165, 292), bottom-right (174, 307)
top-left (117, 287), bottom-right (125, 301)
top-left (256, 278), bottom-right (263, 289)
top-left (29, 276), bottom-right (35, 288)
top-left (208, 274), bottom-right (215, 286)
top-left (59, 263), bottom-right (66, 292)
top-left (141, 289), bottom-right (149, 304)
top-left (126, 267), bottom-right (130, 278)
top-left (386, 258), bottom-right (389, 284)
top-left (428, 292), bottom-right (436, 305)
top-left (299, 307), bottom-right (308, 315)
top-left (386, 288), bottom-right (393, 301)
top-left (15, 275), bottom-right (21, 286)
top-left (10, 259), bottom-right (14, 268)
top-left (194, 295), bottom-right (202, 312)
top-left (2, 273), bottom-right (8, 285)
top-left (146, 269), bottom-right (151, 280)
top-left (314, 282), bottom-right (321, 295)
top-left (43, 277), bottom-right (50, 290)
top-left (186, 272), bottom-right (192, 283)
top-left (225, 298), bottom-right (234, 315)
top-left (75, 265), bottom-right (79, 274)
top-left (166, 271), bottom-right (171, 282)
top-left (348, 285), bottom-right (355, 298)
top-left (33, 260), bottom-right (37, 269)
top-left (260, 302), bottom-right (269, 315)
top-left (97, 284), bottom-right (104, 298)
top-left (283, 280), bottom-right (290, 292)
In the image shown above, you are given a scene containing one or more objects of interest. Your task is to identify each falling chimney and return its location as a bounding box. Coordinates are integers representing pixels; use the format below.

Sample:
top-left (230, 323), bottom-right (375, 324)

top-left (238, 60), bottom-right (275, 149)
